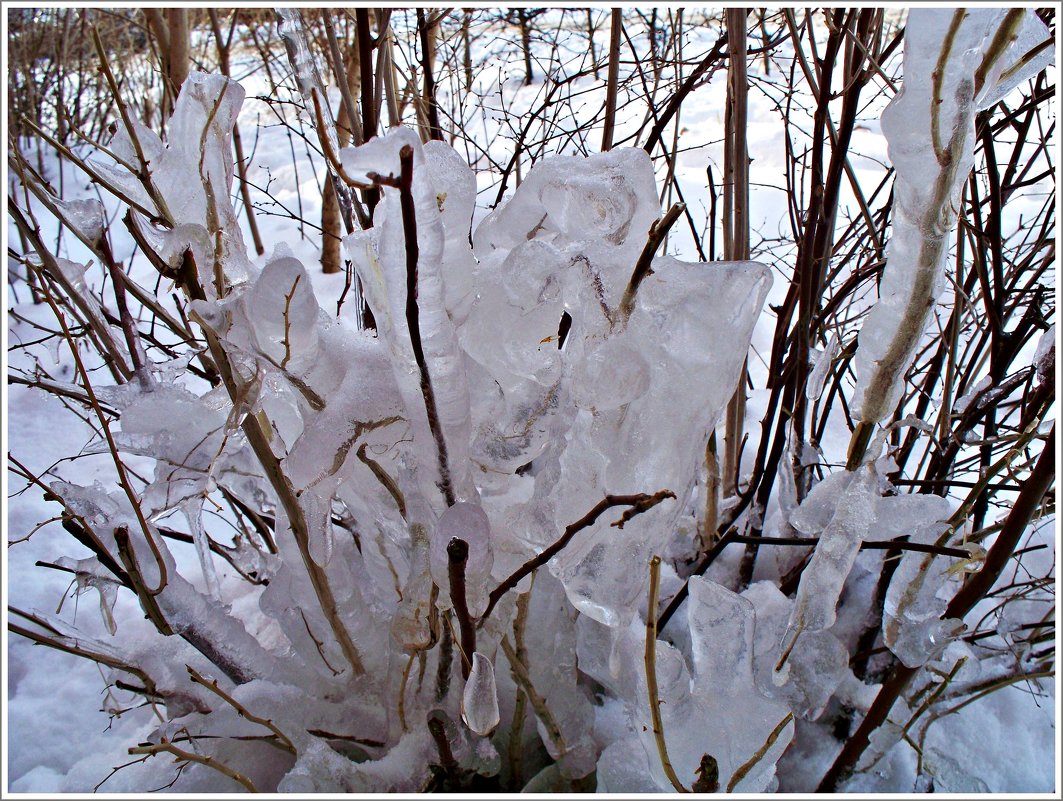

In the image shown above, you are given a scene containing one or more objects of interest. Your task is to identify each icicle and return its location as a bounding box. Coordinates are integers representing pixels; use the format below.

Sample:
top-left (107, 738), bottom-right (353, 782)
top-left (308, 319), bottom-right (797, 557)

top-left (55, 556), bottom-right (122, 636)
top-left (805, 333), bottom-right (839, 402)
top-left (461, 652), bottom-right (500, 735)
top-left (182, 498), bottom-right (222, 599)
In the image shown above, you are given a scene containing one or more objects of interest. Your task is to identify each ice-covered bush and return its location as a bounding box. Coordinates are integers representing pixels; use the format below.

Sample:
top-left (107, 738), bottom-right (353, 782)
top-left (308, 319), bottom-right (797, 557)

top-left (12, 70), bottom-right (782, 791)
top-left (6, 7), bottom-right (1055, 794)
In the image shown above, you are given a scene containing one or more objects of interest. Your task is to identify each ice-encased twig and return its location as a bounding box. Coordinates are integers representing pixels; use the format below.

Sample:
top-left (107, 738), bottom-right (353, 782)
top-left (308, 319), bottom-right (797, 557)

top-left (849, 9), bottom-right (1053, 460)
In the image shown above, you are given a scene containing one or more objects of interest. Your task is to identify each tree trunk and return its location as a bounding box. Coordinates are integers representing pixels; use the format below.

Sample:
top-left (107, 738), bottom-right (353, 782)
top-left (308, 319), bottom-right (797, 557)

top-left (165, 9), bottom-right (190, 92)
top-left (144, 8), bottom-right (190, 122)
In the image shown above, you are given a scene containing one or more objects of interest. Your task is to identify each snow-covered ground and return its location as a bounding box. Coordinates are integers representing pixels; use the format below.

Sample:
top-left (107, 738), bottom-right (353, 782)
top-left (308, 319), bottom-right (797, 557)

top-left (4, 8), bottom-right (1057, 794)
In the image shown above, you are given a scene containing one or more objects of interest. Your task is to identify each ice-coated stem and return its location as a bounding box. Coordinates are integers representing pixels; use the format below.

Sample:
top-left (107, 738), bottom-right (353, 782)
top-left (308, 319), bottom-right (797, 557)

top-left (91, 26), bottom-right (173, 224)
top-left (849, 8), bottom-right (1038, 465)
top-left (645, 555), bottom-right (689, 793)
top-left (396, 144), bottom-right (457, 507)
top-left (183, 246), bottom-right (366, 676)
top-left (446, 537), bottom-right (476, 679)
top-left (33, 284), bottom-right (168, 595)
top-left (500, 635), bottom-right (567, 757)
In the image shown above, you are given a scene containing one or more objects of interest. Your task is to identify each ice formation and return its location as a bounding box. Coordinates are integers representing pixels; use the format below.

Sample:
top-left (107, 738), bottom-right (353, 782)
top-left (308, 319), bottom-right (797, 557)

top-left (852, 8), bottom-right (1053, 426)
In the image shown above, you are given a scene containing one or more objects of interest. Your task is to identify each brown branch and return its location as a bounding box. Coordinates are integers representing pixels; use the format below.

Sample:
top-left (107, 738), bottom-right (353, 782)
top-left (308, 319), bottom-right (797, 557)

top-left (113, 526), bottom-right (173, 636)
top-left (321, 11), bottom-right (363, 146)
top-left (356, 443), bottom-right (407, 520)
top-left (446, 538), bottom-right (476, 679)
top-left (601, 9), bottom-right (622, 151)
top-left (129, 736), bottom-right (257, 793)
top-left (8, 615), bottom-right (157, 697)
top-left (186, 665), bottom-right (295, 754)
top-left (355, 10), bottom-right (377, 141)
top-left (416, 9), bottom-right (443, 141)
top-left (479, 490), bottom-right (676, 624)
top-left (618, 202), bottom-right (685, 322)
top-left (642, 32), bottom-right (729, 154)
top-left (309, 87), bottom-right (373, 191)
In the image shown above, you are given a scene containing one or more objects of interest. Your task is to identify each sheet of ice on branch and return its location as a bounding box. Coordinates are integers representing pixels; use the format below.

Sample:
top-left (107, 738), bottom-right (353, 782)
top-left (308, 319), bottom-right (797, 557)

top-left (467, 146), bottom-right (772, 627)
top-left (581, 576), bottom-right (793, 792)
top-left (882, 517), bottom-right (966, 669)
top-left (99, 72), bottom-right (255, 295)
top-left (783, 450), bottom-right (961, 671)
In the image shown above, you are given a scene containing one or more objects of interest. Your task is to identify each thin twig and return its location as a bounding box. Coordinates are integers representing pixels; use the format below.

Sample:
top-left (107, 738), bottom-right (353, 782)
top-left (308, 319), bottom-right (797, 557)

top-left (355, 443), bottom-right (407, 519)
top-left (186, 665), bottom-right (296, 754)
top-left (129, 735), bottom-right (258, 792)
top-left (645, 555), bottom-right (688, 792)
top-left (500, 635), bottom-right (566, 757)
top-left (726, 712), bottom-right (794, 792)
top-left (618, 202), bottom-right (685, 323)
top-left (480, 490), bottom-right (675, 624)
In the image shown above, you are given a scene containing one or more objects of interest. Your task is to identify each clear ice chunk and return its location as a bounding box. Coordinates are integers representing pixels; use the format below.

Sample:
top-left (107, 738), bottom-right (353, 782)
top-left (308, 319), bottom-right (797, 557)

top-left (461, 652), bottom-right (500, 735)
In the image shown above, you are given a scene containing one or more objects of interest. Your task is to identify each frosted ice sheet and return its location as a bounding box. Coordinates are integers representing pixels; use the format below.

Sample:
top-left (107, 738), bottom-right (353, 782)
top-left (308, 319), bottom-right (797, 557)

top-left (883, 520), bottom-right (965, 668)
top-left (743, 581), bottom-right (849, 720)
top-left (780, 467), bottom-right (878, 662)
